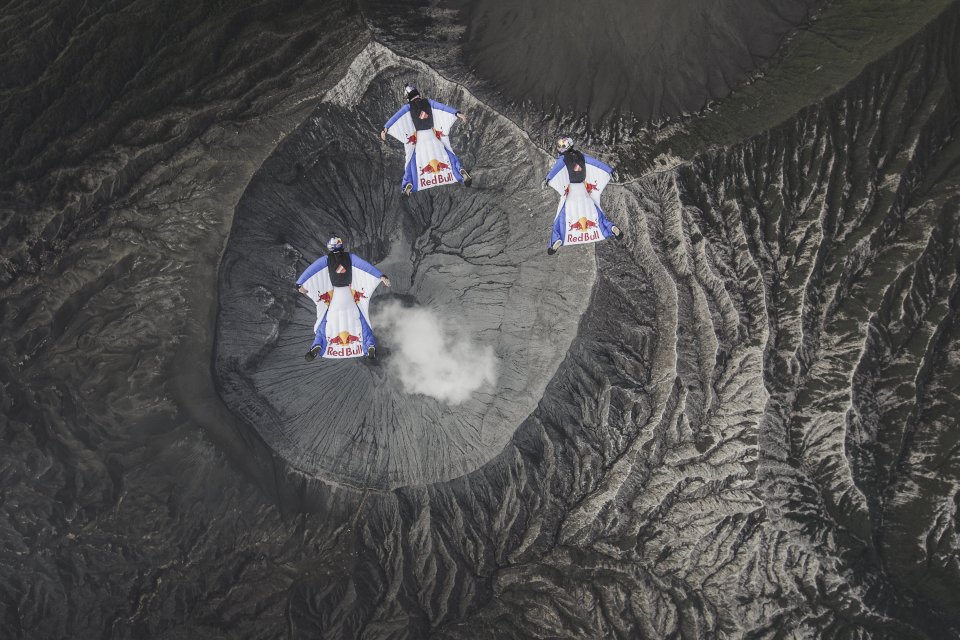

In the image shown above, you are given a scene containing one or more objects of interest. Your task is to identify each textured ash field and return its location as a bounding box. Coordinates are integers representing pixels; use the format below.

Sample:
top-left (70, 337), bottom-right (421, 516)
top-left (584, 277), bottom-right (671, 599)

top-left (2, 1), bottom-right (960, 638)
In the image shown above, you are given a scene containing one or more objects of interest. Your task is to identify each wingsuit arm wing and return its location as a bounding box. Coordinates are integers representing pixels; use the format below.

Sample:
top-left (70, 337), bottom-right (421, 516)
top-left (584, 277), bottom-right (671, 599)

top-left (428, 99), bottom-right (460, 133)
top-left (297, 256), bottom-right (332, 308)
top-left (349, 254), bottom-right (384, 322)
top-left (384, 105), bottom-right (415, 143)
top-left (583, 154), bottom-right (613, 196)
top-left (546, 158), bottom-right (569, 195)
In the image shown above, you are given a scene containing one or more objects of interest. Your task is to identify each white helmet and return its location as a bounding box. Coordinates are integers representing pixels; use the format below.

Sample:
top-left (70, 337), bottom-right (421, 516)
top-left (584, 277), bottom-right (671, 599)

top-left (326, 237), bottom-right (344, 252)
top-left (556, 136), bottom-right (574, 153)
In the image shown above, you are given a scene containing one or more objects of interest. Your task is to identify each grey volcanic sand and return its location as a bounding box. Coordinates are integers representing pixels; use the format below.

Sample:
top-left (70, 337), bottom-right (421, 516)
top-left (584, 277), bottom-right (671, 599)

top-left (214, 48), bottom-right (597, 489)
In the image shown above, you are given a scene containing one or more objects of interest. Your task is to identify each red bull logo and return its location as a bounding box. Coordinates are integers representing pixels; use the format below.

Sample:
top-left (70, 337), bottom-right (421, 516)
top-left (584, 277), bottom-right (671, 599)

top-left (585, 181), bottom-right (598, 194)
top-left (326, 330), bottom-right (364, 357)
top-left (318, 290), bottom-right (333, 306)
top-left (328, 330), bottom-right (361, 345)
top-left (569, 217), bottom-right (598, 231)
top-left (434, 128), bottom-right (444, 140)
top-left (407, 133), bottom-right (417, 144)
top-left (420, 159), bottom-right (451, 175)
top-left (352, 289), bottom-right (366, 303)
top-left (567, 216), bottom-right (601, 244)
top-left (419, 158), bottom-right (455, 188)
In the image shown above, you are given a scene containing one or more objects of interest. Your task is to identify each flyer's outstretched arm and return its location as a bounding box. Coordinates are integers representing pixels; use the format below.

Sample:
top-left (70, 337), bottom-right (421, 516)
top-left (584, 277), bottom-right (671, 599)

top-left (350, 255), bottom-right (391, 287)
top-left (428, 99), bottom-right (466, 132)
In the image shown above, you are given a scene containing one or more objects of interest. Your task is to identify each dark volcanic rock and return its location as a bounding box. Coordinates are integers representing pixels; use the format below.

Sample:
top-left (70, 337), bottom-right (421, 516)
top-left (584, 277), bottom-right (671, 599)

top-left (361, 0), bottom-right (824, 124)
top-left (460, 0), bottom-right (825, 122)
top-left (3, 0), bottom-right (960, 638)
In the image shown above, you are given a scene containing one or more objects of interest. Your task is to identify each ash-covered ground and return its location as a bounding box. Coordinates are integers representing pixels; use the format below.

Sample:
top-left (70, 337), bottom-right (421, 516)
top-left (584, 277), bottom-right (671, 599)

top-left (3, 1), bottom-right (960, 638)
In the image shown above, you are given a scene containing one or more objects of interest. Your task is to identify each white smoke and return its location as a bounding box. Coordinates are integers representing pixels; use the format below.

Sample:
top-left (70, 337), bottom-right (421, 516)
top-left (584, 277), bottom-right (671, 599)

top-left (375, 301), bottom-right (498, 404)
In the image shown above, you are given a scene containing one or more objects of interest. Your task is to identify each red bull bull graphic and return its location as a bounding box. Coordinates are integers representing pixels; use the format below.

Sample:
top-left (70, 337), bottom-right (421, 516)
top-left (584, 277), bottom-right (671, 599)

top-left (420, 159), bottom-right (450, 174)
top-left (318, 290), bottom-right (333, 306)
top-left (419, 158), bottom-right (455, 189)
top-left (567, 216), bottom-right (602, 244)
top-left (326, 330), bottom-right (364, 357)
top-left (569, 217), bottom-right (598, 231)
top-left (585, 181), bottom-right (599, 194)
top-left (352, 288), bottom-right (366, 303)
top-left (407, 133), bottom-right (417, 144)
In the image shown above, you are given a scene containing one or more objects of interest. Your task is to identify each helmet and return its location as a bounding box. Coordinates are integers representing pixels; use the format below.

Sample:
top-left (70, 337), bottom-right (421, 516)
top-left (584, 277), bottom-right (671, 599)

top-left (326, 237), bottom-right (344, 252)
top-left (556, 136), bottom-right (574, 153)
top-left (404, 83), bottom-right (420, 101)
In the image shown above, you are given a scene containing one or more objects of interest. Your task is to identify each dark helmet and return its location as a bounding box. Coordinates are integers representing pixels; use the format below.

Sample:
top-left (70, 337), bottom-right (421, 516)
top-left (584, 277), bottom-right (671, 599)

top-left (404, 83), bottom-right (420, 101)
top-left (326, 236), bottom-right (344, 252)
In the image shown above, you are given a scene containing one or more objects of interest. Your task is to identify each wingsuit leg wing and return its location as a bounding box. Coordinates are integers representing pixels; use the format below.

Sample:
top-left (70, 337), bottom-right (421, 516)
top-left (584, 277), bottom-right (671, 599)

top-left (582, 155), bottom-right (619, 240)
top-left (545, 158), bottom-right (571, 249)
top-left (385, 104), bottom-right (419, 192)
top-left (550, 204), bottom-right (567, 249)
top-left (593, 206), bottom-right (618, 239)
top-left (402, 144), bottom-right (418, 193)
top-left (311, 315), bottom-right (329, 352)
top-left (358, 313), bottom-right (376, 354)
top-left (430, 100), bottom-right (466, 183)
